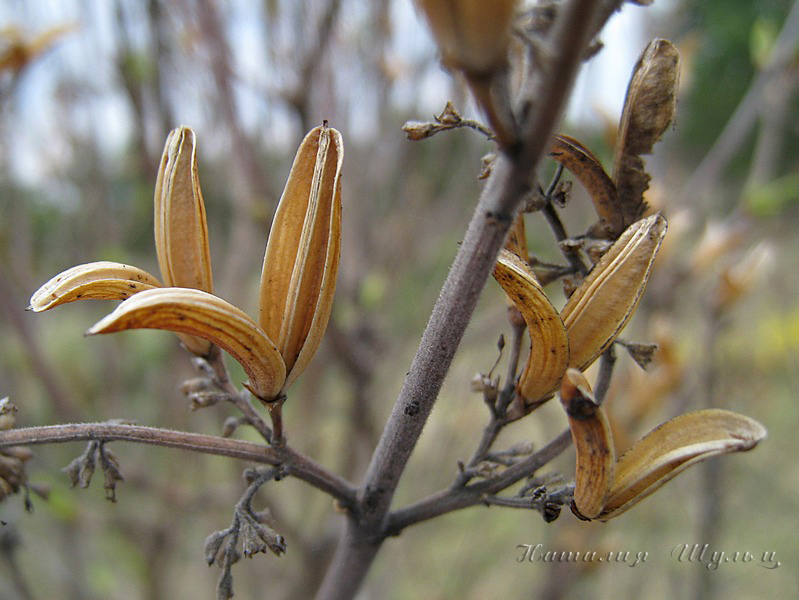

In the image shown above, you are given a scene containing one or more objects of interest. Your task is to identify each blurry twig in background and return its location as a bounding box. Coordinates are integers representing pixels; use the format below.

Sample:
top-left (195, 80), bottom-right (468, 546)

top-left (680, 0), bottom-right (799, 203)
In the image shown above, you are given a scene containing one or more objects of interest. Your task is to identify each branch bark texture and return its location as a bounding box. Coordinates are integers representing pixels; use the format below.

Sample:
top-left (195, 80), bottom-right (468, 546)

top-left (0, 423), bottom-right (357, 507)
top-left (314, 1), bottom-right (616, 598)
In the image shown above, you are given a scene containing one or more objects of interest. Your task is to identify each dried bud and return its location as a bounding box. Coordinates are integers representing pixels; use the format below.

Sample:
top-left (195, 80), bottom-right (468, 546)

top-left (204, 530), bottom-right (228, 566)
top-left (402, 121), bottom-right (438, 141)
top-left (259, 124), bottom-right (343, 390)
top-left (479, 152), bottom-right (496, 180)
top-left (154, 126), bottom-right (214, 356)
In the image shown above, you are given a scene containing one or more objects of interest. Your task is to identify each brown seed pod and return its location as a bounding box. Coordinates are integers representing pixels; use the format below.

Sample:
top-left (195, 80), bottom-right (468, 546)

top-left (88, 288), bottom-right (286, 402)
top-left (561, 213), bottom-right (667, 371)
top-left (154, 126), bottom-right (215, 355)
top-left (493, 250), bottom-right (569, 411)
top-left (258, 124), bottom-right (343, 389)
top-left (612, 39), bottom-right (680, 228)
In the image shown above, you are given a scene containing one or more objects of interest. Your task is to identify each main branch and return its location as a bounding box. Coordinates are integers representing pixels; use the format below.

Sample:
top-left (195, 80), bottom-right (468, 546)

top-left (314, 1), bottom-right (614, 598)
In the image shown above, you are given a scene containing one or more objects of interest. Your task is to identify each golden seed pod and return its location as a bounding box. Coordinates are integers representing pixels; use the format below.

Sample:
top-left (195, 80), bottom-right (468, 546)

top-left (561, 213), bottom-right (667, 372)
top-left (87, 288), bottom-right (286, 402)
top-left (560, 369), bottom-right (614, 520)
top-left (154, 126), bottom-right (215, 355)
top-left (560, 371), bottom-right (766, 521)
top-left (493, 250), bottom-right (568, 411)
top-left (259, 124), bottom-right (342, 389)
top-left (599, 409), bottom-right (766, 520)
top-left (28, 261), bottom-right (162, 312)
top-left (414, 0), bottom-right (517, 76)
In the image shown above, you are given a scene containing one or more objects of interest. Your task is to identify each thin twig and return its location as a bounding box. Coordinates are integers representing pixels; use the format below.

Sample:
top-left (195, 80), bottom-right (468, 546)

top-left (384, 429), bottom-right (573, 536)
top-left (679, 0), bottom-right (799, 202)
top-left (0, 423), bottom-right (357, 507)
top-left (594, 346), bottom-right (616, 404)
top-left (204, 346), bottom-right (274, 443)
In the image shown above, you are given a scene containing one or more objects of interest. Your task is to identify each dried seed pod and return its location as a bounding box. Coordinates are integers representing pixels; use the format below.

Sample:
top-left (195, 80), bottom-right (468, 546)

top-left (560, 369), bottom-right (614, 520)
top-left (28, 261), bottom-right (162, 312)
top-left (561, 213), bottom-right (667, 371)
top-left (414, 0), bottom-right (518, 147)
top-left (504, 213), bottom-right (529, 262)
top-left (154, 126), bottom-right (214, 355)
top-left (549, 134), bottom-right (623, 237)
top-left (599, 409), bottom-right (766, 520)
top-left (258, 124), bottom-right (342, 389)
top-left (612, 39), bottom-right (680, 228)
top-left (414, 0), bottom-right (517, 77)
top-left (88, 288), bottom-right (286, 402)
top-left (493, 250), bottom-right (569, 410)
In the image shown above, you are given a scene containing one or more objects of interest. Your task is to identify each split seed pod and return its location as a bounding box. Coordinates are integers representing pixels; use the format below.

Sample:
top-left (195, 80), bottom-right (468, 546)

top-left (259, 124), bottom-right (342, 389)
top-left (549, 134), bottom-right (623, 237)
top-left (561, 213), bottom-right (667, 371)
top-left (600, 409), bottom-right (766, 520)
top-left (561, 370), bottom-right (767, 521)
top-left (560, 369), bottom-right (614, 519)
top-left (29, 261), bottom-right (161, 312)
top-left (493, 250), bottom-right (569, 412)
top-left (154, 126), bottom-right (215, 355)
top-left (612, 39), bottom-right (680, 228)
top-left (87, 288), bottom-right (286, 401)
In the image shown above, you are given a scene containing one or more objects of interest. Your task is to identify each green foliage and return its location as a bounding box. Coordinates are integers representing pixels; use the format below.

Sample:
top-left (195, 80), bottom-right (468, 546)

top-left (679, 0), bottom-right (793, 172)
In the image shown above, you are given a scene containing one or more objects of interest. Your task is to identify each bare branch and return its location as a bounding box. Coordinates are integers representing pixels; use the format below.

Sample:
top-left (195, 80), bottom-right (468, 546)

top-left (314, 3), bottom-right (615, 597)
top-left (0, 423), bottom-right (357, 507)
top-left (384, 429), bottom-right (573, 536)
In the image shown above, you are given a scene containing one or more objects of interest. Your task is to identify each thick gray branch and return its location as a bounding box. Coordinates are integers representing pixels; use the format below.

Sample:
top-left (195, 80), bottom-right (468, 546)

top-left (314, 1), bottom-right (614, 598)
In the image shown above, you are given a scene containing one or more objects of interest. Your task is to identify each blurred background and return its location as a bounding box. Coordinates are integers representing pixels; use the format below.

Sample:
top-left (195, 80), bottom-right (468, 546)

top-left (1, 0), bottom-right (798, 598)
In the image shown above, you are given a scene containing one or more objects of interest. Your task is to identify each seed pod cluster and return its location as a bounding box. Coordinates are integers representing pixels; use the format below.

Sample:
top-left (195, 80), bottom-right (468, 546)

top-left (493, 214), bottom-right (667, 414)
top-left (30, 124), bottom-right (343, 404)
